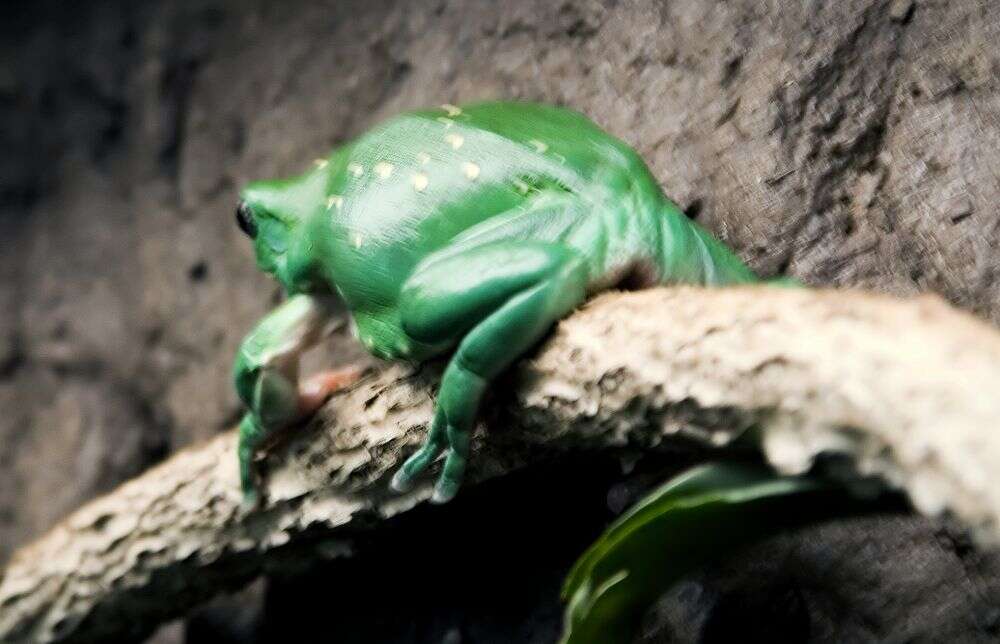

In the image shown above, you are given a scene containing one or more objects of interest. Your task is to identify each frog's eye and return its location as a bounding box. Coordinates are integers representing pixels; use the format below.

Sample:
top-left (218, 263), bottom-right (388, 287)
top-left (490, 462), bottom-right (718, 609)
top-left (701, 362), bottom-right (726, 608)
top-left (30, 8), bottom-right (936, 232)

top-left (235, 200), bottom-right (257, 239)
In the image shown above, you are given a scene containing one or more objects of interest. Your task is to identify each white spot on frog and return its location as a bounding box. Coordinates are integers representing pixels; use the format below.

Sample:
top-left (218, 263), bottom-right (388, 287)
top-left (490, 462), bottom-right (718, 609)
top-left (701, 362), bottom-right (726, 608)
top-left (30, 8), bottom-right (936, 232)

top-left (513, 178), bottom-right (530, 194)
top-left (445, 133), bottom-right (464, 150)
top-left (352, 233), bottom-right (364, 249)
top-left (441, 104), bottom-right (462, 117)
top-left (411, 172), bottom-right (429, 192)
top-left (417, 152), bottom-right (431, 165)
top-left (347, 163), bottom-right (364, 178)
top-left (326, 194), bottom-right (343, 210)
top-left (528, 139), bottom-right (548, 153)
top-left (462, 161), bottom-right (480, 180)
top-left (313, 158), bottom-right (329, 169)
top-left (436, 117), bottom-right (455, 128)
top-left (374, 162), bottom-right (394, 179)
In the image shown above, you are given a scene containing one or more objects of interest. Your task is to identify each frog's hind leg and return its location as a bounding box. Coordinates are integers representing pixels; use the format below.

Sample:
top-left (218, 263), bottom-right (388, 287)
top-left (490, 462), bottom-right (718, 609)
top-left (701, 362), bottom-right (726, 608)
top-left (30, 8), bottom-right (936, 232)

top-left (390, 241), bottom-right (589, 503)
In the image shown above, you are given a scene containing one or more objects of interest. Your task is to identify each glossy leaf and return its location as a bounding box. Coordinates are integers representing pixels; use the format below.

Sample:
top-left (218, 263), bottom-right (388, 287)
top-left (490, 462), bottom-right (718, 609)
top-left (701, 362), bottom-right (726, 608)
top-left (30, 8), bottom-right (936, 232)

top-left (560, 461), bottom-right (837, 644)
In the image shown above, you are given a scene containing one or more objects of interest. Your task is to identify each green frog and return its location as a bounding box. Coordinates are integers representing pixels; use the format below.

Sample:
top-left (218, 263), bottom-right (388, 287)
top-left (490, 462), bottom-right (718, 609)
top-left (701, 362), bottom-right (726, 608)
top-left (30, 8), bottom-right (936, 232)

top-left (233, 101), bottom-right (788, 506)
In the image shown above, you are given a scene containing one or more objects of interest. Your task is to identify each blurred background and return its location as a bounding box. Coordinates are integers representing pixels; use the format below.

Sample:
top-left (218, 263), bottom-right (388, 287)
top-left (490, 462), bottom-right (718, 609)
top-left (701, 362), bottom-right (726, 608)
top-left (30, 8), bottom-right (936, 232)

top-left (2, 0), bottom-right (1000, 641)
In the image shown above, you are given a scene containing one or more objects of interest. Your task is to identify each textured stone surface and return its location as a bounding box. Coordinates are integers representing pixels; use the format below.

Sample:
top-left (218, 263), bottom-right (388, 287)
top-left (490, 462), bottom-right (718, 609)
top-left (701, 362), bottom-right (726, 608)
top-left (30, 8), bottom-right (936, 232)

top-left (1, 0), bottom-right (999, 641)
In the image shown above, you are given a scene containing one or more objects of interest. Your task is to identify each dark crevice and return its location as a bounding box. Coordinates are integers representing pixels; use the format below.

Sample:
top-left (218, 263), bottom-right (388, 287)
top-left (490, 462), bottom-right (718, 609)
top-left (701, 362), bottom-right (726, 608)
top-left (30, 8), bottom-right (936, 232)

top-left (684, 198), bottom-right (704, 220)
top-left (721, 54), bottom-right (743, 87)
top-left (0, 342), bottom-right (25, 380)
top-left (776, 254), bottom-right (792, 277)
top-left (188, 261), bottom-right (209, 282)
top-left (700, 582), bottom-right (811, 643)
top-left (158, 58), bottom-right (201, 178)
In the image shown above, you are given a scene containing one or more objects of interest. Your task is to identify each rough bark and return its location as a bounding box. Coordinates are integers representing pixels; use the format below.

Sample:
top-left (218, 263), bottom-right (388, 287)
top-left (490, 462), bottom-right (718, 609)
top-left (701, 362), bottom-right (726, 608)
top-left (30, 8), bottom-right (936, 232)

top-left (2, 285), bottom-right (1000, 643)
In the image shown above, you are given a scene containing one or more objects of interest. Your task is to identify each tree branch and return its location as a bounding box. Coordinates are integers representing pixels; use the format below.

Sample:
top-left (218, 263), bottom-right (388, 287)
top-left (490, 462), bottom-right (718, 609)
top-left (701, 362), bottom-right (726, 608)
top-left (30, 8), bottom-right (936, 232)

top-left (3, 286), bottom-right (1000, 643)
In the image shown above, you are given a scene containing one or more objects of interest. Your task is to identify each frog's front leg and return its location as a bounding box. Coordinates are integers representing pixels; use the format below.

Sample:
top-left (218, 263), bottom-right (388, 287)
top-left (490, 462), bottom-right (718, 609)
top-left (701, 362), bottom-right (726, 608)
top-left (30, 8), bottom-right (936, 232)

top-left (389, 241), bottom-right (590, 503)
top-left (234, 293), bottom-right (344, 507)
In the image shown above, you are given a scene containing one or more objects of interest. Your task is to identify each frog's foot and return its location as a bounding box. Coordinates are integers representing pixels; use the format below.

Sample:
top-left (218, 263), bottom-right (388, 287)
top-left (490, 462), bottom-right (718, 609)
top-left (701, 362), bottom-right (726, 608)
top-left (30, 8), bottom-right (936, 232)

top-left (388, 419), bottom-right (466, 504)
top-left (390, 409), bottom-right (447, 493)
top-left (428, 362), bottom-right (482, 504)
top-left (388, 420), bottom-right (467, 504)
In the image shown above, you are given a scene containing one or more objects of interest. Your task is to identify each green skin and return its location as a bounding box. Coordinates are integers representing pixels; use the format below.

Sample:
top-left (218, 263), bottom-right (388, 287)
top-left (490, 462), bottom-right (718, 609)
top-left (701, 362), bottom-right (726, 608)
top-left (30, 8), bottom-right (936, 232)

top-left (234, 101), bottom-right (795, 506)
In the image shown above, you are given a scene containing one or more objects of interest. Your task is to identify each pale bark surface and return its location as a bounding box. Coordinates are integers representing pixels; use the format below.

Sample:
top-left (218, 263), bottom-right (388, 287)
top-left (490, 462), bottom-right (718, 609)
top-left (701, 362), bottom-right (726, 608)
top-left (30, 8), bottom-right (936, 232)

top-left (3, 286), bottom-right (999, 643)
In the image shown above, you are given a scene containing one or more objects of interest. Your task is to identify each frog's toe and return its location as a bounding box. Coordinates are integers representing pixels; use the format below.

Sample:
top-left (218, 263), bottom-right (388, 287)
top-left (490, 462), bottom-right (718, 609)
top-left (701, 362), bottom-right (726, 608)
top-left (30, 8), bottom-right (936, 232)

top-left (241, 488), bottom-right (261, 512)
top-left (388, 448), bottom-right (436, 493)
top-left (390, 430), bottom-right (447, 494)
top-left (389, 467), bottom-right (415, 493)
top-left (431, 477), bottom-right (460, 504)
top-left (430, 448), bottom-right (466, 504)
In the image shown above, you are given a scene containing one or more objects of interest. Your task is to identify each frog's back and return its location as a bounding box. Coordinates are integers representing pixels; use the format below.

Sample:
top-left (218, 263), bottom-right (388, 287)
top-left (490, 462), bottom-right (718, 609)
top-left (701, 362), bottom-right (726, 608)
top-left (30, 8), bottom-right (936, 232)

top-left (329, 102), bottom-right (649, 231)
top-left (318, 102), bottom-right (659, 311)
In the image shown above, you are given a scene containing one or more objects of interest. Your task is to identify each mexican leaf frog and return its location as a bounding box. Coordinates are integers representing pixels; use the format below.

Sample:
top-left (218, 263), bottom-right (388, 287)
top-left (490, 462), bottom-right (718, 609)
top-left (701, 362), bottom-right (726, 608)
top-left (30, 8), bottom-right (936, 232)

top-left (233, 101), bottom-right (787, 506)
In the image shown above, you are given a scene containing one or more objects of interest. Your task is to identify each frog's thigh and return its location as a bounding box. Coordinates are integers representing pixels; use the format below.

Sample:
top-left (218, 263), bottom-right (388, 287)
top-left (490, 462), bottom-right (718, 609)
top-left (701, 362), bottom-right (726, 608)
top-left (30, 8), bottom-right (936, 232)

top-left (400, 241), bottom-right (588, 373)
top-left (400, 242), bottom-right (573, 344)
top-left (396, 241), bottom-right (589, 502)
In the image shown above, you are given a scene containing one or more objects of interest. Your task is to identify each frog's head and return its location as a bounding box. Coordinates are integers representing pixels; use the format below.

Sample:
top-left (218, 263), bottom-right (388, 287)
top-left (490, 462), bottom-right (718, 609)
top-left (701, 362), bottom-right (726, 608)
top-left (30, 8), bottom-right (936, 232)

top-left (235, 186), bottom-right (291, 278)
top-left (236, 172), bottom-right (325, 292)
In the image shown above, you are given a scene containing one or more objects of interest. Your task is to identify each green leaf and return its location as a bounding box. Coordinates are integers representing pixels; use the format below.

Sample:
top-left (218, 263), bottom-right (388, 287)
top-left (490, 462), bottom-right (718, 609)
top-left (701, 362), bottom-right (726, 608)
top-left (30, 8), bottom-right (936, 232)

top-left (559, 461), bottom-right (839, 644)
